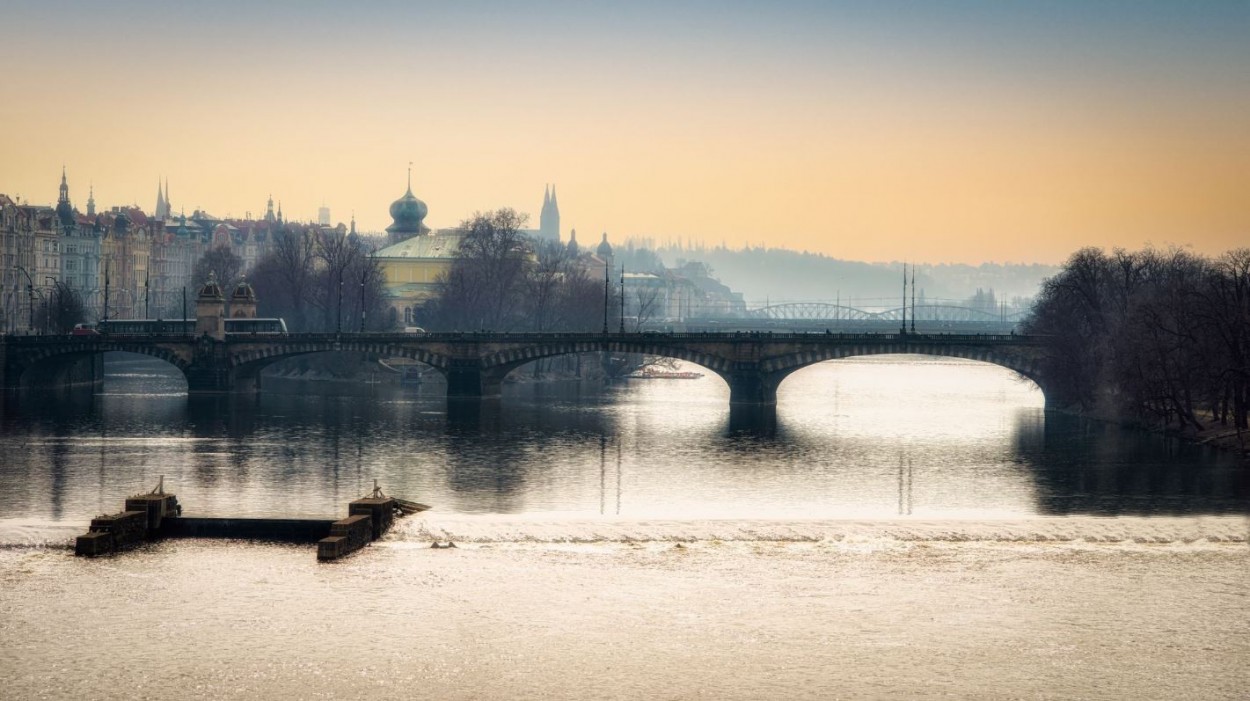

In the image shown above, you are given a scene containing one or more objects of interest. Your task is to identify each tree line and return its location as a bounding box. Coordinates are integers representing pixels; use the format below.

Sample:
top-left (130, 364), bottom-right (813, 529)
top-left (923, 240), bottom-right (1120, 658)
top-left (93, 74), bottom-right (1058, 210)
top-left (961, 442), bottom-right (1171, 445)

top-left (421, 209), bottom-right (610, 332)
top-left (1022, 247), bottom-right (1250, 434)
top-left (191, 228), bottom-right (391, 333)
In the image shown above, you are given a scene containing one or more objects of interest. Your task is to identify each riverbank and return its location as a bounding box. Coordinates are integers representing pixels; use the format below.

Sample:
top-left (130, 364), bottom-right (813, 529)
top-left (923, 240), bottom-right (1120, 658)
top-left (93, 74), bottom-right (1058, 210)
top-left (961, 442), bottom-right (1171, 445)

top-left (1057, 403), bottom-right (1249, 468)
top-left (1170, 420), bottom-right (1249, 466)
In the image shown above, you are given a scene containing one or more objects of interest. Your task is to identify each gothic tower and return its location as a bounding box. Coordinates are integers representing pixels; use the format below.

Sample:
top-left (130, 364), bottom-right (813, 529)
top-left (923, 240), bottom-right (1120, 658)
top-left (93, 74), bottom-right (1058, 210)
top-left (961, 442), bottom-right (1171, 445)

top-left (155, 179), bottom-right (167, 220)
top-left (539, 184), bottom-right (560, 242)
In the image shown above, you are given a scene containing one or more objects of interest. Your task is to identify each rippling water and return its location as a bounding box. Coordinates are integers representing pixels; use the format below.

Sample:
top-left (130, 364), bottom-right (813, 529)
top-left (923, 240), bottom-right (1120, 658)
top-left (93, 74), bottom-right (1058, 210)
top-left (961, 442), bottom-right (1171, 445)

top-left (1, 354), bottom-right (1246, 699)
top-left (0, 354), bottom-right (1243, 526)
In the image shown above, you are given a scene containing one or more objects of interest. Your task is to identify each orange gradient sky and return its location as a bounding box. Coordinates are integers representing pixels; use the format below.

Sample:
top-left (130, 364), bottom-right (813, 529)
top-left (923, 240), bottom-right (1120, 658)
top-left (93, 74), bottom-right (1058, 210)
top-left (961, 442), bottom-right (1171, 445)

top-left (1, 1), bottom-right (1247, 263)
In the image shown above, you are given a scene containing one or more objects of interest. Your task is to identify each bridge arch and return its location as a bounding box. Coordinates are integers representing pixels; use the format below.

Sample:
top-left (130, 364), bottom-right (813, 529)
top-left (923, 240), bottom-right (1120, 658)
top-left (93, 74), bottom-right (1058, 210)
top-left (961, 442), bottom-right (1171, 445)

top-left (760, 344), bottom-right (1046, 404)
top-left (470, 339), bottom-right (734, 397)
top-left (4, 340), bottom-right (191, 391)
top-left (480, 340), bottom-right (734, 378)
top-left (226, 340), bottom-right (453, 388)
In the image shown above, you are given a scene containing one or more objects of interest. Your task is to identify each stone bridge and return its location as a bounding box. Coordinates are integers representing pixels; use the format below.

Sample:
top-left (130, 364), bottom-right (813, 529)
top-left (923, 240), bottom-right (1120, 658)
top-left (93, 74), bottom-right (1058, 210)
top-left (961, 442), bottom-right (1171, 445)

top-left (1, 331), bottom-right (1058, 407)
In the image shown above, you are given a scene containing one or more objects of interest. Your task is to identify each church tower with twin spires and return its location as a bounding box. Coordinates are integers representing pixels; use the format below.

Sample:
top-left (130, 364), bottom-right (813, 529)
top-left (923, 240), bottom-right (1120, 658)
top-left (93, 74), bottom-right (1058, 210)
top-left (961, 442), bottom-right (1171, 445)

top-left (154, 179), bottom-right (170, 220)
top-left (539, 184), bottom-right (560, 242)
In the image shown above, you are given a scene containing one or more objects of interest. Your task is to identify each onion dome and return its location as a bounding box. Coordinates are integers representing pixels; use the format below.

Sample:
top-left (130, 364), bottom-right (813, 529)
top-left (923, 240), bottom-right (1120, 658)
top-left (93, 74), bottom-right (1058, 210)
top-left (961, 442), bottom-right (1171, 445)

top-left (596, 232), bottom-right (613, 258)
top-left (198, 271), bottom-right (224, 300)
top-left (386, 184), bottom-right (429, 236)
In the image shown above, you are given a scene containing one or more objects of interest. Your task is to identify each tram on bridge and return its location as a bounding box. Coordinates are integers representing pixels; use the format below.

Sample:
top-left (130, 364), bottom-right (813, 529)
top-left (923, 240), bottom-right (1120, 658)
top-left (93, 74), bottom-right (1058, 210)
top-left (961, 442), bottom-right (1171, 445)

top-left (96, 318), bottom-right (289, 336)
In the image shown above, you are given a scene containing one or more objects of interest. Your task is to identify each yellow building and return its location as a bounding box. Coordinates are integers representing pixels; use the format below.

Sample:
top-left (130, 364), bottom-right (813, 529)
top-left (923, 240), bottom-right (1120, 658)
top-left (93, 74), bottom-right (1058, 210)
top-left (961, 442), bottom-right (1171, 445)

top-left (374, 176), bottom-right (462, 326)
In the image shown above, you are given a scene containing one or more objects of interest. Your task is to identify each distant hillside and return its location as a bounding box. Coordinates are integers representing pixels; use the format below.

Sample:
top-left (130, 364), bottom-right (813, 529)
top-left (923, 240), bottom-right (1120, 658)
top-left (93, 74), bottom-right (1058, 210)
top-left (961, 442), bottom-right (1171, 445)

top-left (642, 244), bottom-right (1057, 309)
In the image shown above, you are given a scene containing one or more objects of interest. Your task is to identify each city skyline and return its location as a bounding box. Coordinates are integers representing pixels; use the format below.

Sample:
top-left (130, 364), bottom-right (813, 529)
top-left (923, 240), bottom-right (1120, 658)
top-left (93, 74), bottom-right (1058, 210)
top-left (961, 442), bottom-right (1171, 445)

top-left (2, 1), bottom-right (1247, 264)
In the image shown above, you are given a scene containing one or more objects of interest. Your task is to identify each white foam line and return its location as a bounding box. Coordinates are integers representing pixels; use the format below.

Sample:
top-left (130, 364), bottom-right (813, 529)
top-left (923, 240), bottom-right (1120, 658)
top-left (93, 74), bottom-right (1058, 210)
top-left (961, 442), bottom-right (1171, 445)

top-left (389, 515), bottom-right (1249, 546)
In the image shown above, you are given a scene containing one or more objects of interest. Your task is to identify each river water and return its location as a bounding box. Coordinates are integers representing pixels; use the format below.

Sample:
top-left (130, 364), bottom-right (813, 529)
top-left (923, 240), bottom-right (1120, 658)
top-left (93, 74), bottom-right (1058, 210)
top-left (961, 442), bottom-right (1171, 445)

top-left (1, 355), bottom-right (1246, 699)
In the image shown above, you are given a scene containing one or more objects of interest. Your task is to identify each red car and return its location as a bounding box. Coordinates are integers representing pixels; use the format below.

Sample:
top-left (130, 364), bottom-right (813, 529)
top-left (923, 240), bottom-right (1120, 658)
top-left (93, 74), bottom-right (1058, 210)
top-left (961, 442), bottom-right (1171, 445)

top-left (71, 323), bottom-right (100, 336)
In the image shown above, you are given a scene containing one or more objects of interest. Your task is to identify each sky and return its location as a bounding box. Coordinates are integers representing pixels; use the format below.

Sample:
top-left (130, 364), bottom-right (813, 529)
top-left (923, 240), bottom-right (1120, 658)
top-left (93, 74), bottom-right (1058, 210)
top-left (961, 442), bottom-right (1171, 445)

top-left (1, 0), bottom-right (1247, 264)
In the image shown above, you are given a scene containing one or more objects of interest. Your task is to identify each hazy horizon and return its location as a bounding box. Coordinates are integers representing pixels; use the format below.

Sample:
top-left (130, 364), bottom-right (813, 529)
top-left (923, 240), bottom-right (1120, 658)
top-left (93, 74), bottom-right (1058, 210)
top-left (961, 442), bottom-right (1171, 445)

top-left (3, 1), bottom-right (1247, 265)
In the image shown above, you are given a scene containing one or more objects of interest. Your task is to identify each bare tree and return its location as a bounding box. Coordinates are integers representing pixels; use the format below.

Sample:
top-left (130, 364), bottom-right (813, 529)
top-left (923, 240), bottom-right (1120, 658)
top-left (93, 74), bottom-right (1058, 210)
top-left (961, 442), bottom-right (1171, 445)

top-left (631, 285), bottom-right (664, 331)
top-left (427, 209), bottom-right (533, 331)
top-left (37, 282), bottom-right (86, 334)
top-left (254, 228), bottom-right (318, 329)
top-left (192, 247), bottom-right (244, 297)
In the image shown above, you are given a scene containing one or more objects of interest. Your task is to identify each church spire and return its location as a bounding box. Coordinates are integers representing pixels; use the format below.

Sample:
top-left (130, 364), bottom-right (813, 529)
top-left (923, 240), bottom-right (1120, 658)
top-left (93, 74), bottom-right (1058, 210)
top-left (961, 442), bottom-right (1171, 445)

top-left (539, 183), bottom-right (561, 242)
top-left (55, 167), bottom-right (75, 228)
top-left (87, 183), bottom-right (96, 217)
top-left (156, 179), bottom-right (166, 219)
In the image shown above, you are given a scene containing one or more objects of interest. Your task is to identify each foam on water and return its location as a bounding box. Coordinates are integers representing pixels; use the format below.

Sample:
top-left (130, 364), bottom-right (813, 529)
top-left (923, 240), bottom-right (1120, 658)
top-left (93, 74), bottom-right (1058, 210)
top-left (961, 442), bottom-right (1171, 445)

top-left (0, 519), bottom-right (83, 549)
top-left (5, 514), bottom-right (1244, 551)
top-left (392, 514), bottom-right (1249, 547)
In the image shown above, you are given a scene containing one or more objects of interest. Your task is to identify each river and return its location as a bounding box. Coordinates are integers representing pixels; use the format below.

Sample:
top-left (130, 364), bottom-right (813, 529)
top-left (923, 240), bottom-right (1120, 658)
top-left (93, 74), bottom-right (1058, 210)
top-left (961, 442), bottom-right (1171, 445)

top-left (1, 354), bottom-right (1246, 699)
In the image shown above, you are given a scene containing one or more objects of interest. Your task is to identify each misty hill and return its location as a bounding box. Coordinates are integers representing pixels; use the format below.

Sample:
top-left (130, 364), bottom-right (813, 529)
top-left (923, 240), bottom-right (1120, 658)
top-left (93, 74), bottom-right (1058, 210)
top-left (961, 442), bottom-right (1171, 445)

top-left (640, 244), bottom-right (1058, 309)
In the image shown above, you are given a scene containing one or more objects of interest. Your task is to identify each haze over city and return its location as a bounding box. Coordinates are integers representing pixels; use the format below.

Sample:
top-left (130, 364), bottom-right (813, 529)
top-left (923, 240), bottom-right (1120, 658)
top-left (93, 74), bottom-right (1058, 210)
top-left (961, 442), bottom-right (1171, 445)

top-left (4, 0), bottom-right (1247, 264)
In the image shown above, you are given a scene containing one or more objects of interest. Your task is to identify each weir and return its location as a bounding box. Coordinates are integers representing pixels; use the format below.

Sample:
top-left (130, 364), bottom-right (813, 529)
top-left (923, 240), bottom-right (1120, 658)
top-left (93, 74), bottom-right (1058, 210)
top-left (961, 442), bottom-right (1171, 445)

top-left (74, 478), bottom-right (429, 561)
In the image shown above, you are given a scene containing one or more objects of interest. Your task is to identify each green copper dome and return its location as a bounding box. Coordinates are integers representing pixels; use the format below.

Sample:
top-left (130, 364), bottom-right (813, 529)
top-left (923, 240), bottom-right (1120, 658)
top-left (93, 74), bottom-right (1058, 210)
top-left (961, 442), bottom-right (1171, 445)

top-left (387, 185), bottom-right (428, 235)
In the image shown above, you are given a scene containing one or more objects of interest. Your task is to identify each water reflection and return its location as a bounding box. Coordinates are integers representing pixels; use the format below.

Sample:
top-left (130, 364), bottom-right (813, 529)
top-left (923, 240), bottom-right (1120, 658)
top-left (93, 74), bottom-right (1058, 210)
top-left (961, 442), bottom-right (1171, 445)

top-left (0, 356), bottom-right (1244, 523)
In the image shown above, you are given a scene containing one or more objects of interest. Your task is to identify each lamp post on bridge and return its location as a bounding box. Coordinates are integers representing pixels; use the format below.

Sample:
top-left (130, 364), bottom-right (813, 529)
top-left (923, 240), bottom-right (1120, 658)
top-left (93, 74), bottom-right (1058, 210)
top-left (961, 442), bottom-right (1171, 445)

top-left (45, 277), bottom-right (57, 334)
top-left (337, 272), bottom-right (344, 335)
top-left (16, 265), bottom-right (34, 334)
top-left (359, 253), bottom-right (371, 334)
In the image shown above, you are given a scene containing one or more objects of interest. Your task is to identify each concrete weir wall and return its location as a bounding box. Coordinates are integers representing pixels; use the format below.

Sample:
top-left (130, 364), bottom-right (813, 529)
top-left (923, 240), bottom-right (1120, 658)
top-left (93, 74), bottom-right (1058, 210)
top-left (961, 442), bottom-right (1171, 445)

top-left (318, 497), bottom-right (398, 561)
top-left (75, 487), bottom-right (403, 561)
top-left (162, 518), bottom-right (336, 543)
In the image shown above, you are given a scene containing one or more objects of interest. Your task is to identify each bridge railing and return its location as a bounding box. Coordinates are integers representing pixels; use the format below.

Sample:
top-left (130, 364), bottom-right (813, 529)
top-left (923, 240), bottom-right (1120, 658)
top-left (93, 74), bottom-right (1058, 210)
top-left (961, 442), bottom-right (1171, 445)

top-left (5, 330), bottom-right (1046, 346)
top-left (242, 331), bottom-right (1044, 344)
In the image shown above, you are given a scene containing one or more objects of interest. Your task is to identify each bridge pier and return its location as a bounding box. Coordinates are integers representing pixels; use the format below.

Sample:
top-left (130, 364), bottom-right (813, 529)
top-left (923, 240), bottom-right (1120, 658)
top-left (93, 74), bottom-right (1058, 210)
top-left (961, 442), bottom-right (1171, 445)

top-left (725, 364), bottom-right (780, 406)
top-left (445, 361), bottom-right (505, 399)
top-left (728, 403), bottom-right (777, 435)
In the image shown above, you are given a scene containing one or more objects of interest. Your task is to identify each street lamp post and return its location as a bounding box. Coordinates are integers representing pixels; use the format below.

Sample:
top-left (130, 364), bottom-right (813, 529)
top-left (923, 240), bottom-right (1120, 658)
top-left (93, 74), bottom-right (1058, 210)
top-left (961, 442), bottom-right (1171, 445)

top-left (45, 277), bottom-right (57, 334)
top-left (337, 273), bottom-right (344, 335)
top-left (619, 264), bottom-right (625, 334)
top-left (103, 257), bottom-right (111, 324)
top-left (16, 265), bottom-right (34, 334)
top-left (359, 262), bottom-right (368, 333)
